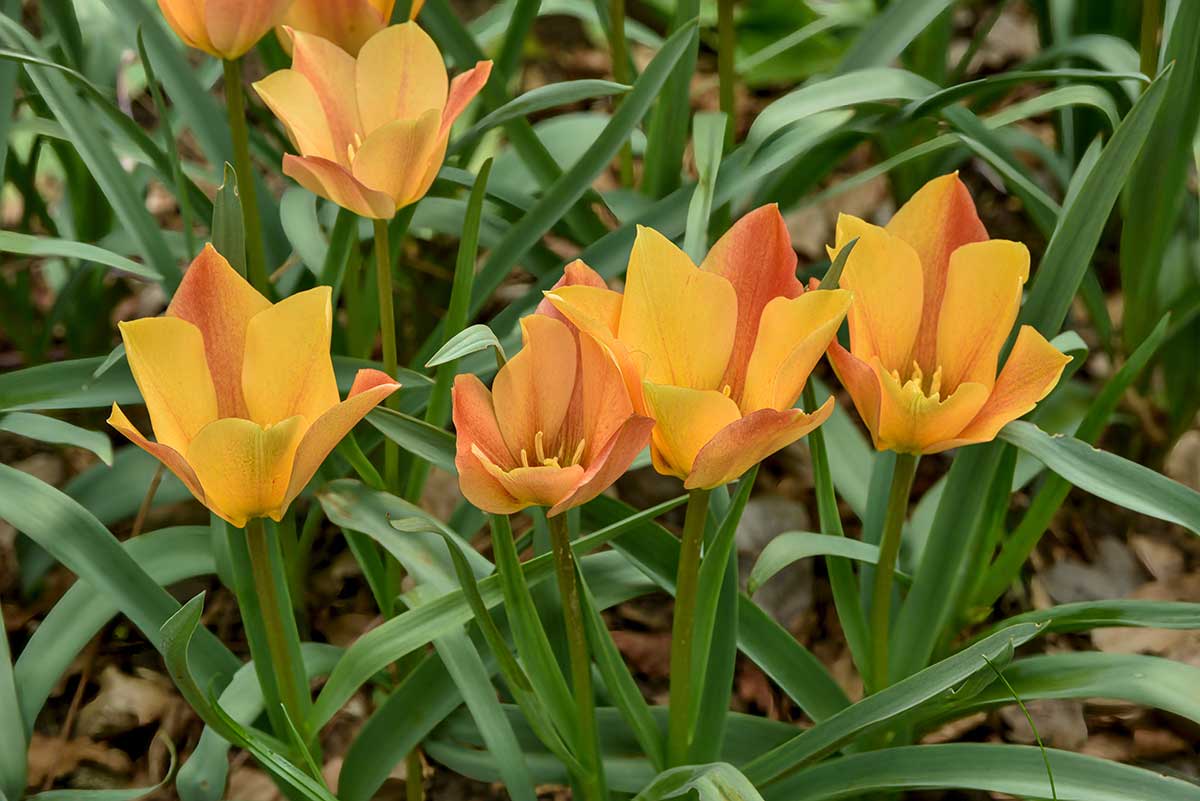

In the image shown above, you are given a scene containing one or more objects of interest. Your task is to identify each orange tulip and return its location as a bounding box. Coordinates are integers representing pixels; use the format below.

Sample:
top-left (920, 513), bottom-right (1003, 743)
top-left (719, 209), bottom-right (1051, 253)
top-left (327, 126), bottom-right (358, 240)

top-left (827, 173), bottom-right (1071, 454)
top-left (452, 293), bottom-right (655, 516)
top-left (277, 0), bottom-right (426, 56)
top-left (109, 245), bottom-right (400, 527)
top-left (253, 23), bottom-right (492, 219)
top-left (545, 206), bottom-right (852, 490)
top-left (156, 0), bottom-right (291, 59)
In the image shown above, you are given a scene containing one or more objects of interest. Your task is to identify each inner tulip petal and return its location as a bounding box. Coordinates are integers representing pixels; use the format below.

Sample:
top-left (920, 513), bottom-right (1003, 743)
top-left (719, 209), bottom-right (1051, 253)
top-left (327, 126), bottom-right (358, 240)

top-left (641, 382), bottom-right (742, 482)
top-left (351, 109), bottom-right (443, 205)
top-left (688, 401), bottom-right (835, 490)
top-left (355, 22), bottom-right (448, 136)
top-left (492, 315), bottom-right (578, 462)
top-left (873, 359), bottom-right (989, 454)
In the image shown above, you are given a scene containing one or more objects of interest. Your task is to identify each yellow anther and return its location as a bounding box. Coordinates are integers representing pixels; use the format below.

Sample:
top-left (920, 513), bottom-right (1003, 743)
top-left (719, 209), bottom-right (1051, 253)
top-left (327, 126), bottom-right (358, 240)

top-left (534, 430), bottom-right (547, 464)
top-left (570, 438), bottom-right (586, 466)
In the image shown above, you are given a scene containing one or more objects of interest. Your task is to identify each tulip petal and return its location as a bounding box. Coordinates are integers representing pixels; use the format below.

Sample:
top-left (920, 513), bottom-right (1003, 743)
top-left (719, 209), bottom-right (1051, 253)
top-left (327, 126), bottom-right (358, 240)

top-left (279, 0), bottom-right (390, 56)
top-left (548, 414), bottom-right (655, 517)
top-left (107, 403), bottom-right (207, 508)
top-left (408, 0), bottom-right (425, 18)
top-left (460, 445), bottom-right (525, 514)
top-left (167, 244), bottom-right (271, 418)
top-left (479, 456), bottom-right (587, 511)
top-left (283, 154), bottom-right (396, 218)
top-left (289, 29), bottom-right (363, 161)
top-left (619, 226), bottom-right (737, 391)
top-left (206, 0), bottom-right (292, 59)
top-left (949, 326), bottom-right (1071, 448)
top-left (157, 0), bottom-right (215, 54)
top-left (935, 240), bottom-right (1030, 393)
top-left (454, 375), bottom-right (521, 514)
top-left (356, 22), bottom-right (447, 136)
top-left (873, 359), bottom-right (989, 454)
top-left (641, 382), bottom-right (741, 481)
top-left (827, 341), bottom-right (882, 448)
top-left (688, 399), bottom-right (835, 490)
top-left (440, 61), bottom-right (492, 139)
top-left (283, 369), bottom-right (400, 507)
top-left (351, 109), bottom-right (443, 206)
top-left (492, 315), bottom-right (577, 463)
top-left (187, 416), bottom-right (307, 528)
top-left (701, 204), bottom-right (803, 398)
top-left (254, 70), bottom-right (337, 161)
top-left (741, 288), bottom-right (851, 412)
top-left (242, 287), bottom-right (340, 427)
top-left (119, 316), bottom-right (219, 454)
top-left (885, 173), bottom-right (989, 367)
top-left (569, 331), bottom-right (637, 462)
top-left (536, 259), bottom-right (609, 322)
top-left (835, 214), bottom-right (924, 374)
top-left (543, 282), bottom-right (641, 411)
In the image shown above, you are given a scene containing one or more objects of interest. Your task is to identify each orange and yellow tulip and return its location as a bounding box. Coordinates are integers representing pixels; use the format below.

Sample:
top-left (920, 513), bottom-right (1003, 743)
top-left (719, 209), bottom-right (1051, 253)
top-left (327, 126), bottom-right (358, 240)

top-left (253, 23), bottom-right (492, 219)
top-left (109, 245), bottom-right (400, 528)
top-left (156, 0), bottom-right (291, 59)
top-left (452, 290), bottom-right (655, 516)
top-left (827, 173), bottom-right (1071, 454)
top-left (546, 206), bottom-right (852, 490)
top-left (277, 0), bottom-right (426, 56)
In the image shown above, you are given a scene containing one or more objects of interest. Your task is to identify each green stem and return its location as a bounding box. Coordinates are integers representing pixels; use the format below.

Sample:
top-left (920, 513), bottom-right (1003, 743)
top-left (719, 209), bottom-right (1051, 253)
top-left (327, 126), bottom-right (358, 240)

top-left (608, 0), bottom-right (634, 187)
top-left (1138, 0), bottom-right (1162, 83)
top-left (548, 514), bottom-right (606, 801)
top-left (372, 218), bottom-right (400, 491)
top-left (868, 452), bottom-right (918, 693)
top-left (667, 488), bottom-right (711, 766)
top-left (716, 0), bottom-right (736, 152)
top-left (244, 518), bottom-right (310, 739)
top-left (222, 58), bottom-right (268, 294)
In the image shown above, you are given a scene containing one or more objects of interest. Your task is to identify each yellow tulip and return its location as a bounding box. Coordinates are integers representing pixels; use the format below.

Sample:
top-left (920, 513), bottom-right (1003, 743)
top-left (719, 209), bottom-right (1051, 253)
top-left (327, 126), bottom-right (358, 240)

top-left (156, 0), bottom-right (292, 59)
top-left (546, 207), bottom-right (851, 490)
top-left (108, 245), bottom-right (400, 528)
top-left (827, 173), bottom-right (1071, 454)
top-left (453, 276), bottom-right (655, 516)
top-left (277, 0), bottom-right (426, 56)
top-left (253, 23), bottom-right (492, 219)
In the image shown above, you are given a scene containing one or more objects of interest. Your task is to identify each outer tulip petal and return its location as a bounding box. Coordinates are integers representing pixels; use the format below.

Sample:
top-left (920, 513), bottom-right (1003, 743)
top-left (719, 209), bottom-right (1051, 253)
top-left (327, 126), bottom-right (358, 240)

top-left (289, 29), bottom-right (363, 161)
top-left (476, 455), bottom-right (586, 511)
top-left (885, 172), bottom-right (989, 367)
top-left (536, 259), bottom-right (609, 322)
top-left (687, 399), bottom-right (835, 490)
top-left (408, 0), bottom-right (425, 18)
top-left (641, 382), bottom-right (741, 481)
top-left (119, 317), bottom-right (219, 454)
top-left (935, 240), bottom-right (1030, 393)
top-left (107, 403), bottom-right (207, 508)
top-left (827, 341), bottom-right (882, 448)
top-left (701, 204), bottom-right (803, 398)
top-left (741, 289), bottom-right (851, 412)
top-left (278, 0), bottom-right (391, 56)
top-left (835, 214), bottom-right (924, 374)
top-left (254, 70), bottom-right (337, 160)
top-left (454, 375), bottom-right (523, 514)
top-left (619, 226), bottom-right (737, 391)
top-left (949, 326), bottom-right (1071, 447)
top-left (873, 359), bottom-right (989, 454)
top-left (543, 282), bottom-right (640, 411)
top-left (167, 244), bottom-right (270, 418)
top-left (187, 416), bottom-right (307, 527)
top-left (568, 331), bottom-right (637, 463)
top-left (243, 287), bottom-right (340, 427)
top-left (356, 22), bottom-right (448, 136)
top-left (283, 369), bottom-right (400, 507)
top-left (157, 0), bottom-right (214, 54)
top-left (547, 414), bottom-right (655, 517)
top-left (440, 61), bottom-right (492, 139)
top-left (492, 315), bottom-right (578, 461)
top-left (351, 109), bottom-right (443, 205)
top-left (206, 0), bottom-right (292, 59)
top-left (283, 154), bottom-right (396, 219)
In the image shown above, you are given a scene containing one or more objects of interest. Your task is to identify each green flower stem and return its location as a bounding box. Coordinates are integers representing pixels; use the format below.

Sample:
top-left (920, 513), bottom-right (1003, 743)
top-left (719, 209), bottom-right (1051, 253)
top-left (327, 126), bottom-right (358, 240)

top-left (868, 452), bottom-right (919, 693)
top-left (244, 517), bottom-right (311, 744)
top-left (222, 58), bottom-right (268, 294)
top-left (548, 514), bottom-right (606, 801)
top-left (667, 487), bottom-right (711, 766)
top-left (372, 218), bottom-right (400, 491)
top-left (717, 0), bottom-right (736, 151)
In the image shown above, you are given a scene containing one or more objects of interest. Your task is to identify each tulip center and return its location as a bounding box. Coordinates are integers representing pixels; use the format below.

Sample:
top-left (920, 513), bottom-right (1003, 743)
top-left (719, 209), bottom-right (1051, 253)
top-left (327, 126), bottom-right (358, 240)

top-left (345, 132), bottom-right (364, 165)
top-left (519, 430), bottom-right (586, 469)
top-left (893, 361), bottom-right (944, 400)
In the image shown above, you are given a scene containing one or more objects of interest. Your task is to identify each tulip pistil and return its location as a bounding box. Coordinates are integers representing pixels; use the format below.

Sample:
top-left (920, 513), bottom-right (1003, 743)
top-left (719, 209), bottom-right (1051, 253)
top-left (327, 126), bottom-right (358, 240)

top-left (893, 361), bottom-right (944, 401)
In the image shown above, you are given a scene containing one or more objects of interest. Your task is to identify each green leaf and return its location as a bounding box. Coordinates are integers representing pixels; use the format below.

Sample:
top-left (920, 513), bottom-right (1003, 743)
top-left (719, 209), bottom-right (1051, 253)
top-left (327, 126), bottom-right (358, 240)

top-left (425, 323), bottom-right (507, 368)
top-left (837, 0), bottom-right (955, 73)
top-left (640, 1), bottom-right (699, 197)
top-left (978, 598), bottom-right (1200, 640)
top-left (904, 68), bottom-right (1147, 120)
top-left (280, 188), bottom-right (328, 278)
top-left (0, 231), bottom-right (161, 281)
top-left (682, 111), bottom-right (727, 263)
top-left (763, 743), bottom-right (1200, 800)
top-left (212, 163), bottom-right (246, 277)
top-left (365, 408), bottom-right (457, 474)
top-left (0, 411), bottom-right (112, 464)
top-left (743, 623), bottom-right (1042, 784)
top-left (0, 622), bottom-right (24, 801)
top-left (748, 532), bottom-right (912, 596)
top-left (633, 763), bottom-right (765, 801)
top-left (999, 420), bottom-right (1200, 534)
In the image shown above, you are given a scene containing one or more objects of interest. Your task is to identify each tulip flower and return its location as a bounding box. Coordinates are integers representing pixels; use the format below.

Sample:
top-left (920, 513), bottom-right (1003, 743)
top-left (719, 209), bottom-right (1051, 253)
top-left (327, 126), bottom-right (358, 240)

top-left (277, 0), bottom-right (426, 56)
top-left (545, 206), bottom-right (852, 490)
top-left (156, 0), bottom-right (291, 59)
top-left (827, 173), bottom-right (1071, 455)
top-left (108, 245), bottom-right (400, 528)
top-left (452, 299), bottom-right (655, 517)
top-left (253, 23), bottom-right (492, 219)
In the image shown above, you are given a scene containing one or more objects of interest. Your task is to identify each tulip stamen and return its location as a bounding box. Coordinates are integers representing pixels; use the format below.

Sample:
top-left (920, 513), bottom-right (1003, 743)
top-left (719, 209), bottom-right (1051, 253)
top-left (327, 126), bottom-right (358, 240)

top-left (569, 438), bottom-right (586, 467)
top-left (535, 430), bottom-right (547, 463)
top-left (520, 448), bottom-right (530, 468)
top-left (345, 133), bottom-right (364, 164)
